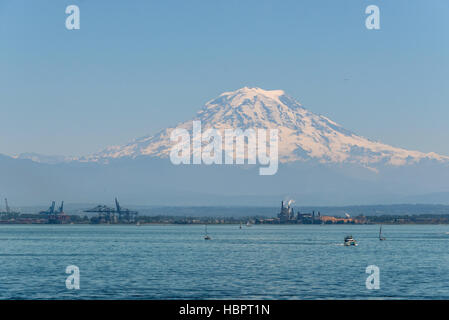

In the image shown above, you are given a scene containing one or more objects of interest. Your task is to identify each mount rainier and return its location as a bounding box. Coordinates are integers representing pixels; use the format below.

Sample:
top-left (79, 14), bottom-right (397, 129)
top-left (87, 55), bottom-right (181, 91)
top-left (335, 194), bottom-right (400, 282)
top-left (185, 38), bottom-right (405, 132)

top-left (5, 87), bottom-right (449, 206)
top-left (84, 87), bottom-right (448, 169)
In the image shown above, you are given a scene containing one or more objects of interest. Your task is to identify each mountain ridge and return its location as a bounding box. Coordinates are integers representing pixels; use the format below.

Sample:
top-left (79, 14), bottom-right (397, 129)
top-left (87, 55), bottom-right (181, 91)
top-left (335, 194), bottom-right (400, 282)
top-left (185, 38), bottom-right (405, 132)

top-left (80, 87), bottom-right (449, 169)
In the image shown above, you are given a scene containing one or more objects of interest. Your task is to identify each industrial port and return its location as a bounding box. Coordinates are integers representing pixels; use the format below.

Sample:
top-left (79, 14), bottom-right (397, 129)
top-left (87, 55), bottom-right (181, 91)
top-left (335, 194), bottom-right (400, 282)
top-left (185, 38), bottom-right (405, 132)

top-left (255, 200), bottom-right (364, 224)
top-left (0, 198), bottom-right (139, 224)
top-left (2, 198), bottom-right (449, 225)
top-left (0, 198), bottom-right (357, 225)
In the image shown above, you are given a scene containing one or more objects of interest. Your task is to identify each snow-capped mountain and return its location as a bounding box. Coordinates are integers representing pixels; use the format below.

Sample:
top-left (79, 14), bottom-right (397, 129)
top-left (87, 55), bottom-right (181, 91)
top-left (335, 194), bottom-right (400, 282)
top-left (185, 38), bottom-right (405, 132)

top-left (86, 87), bottom-right (449, 168)
top-left (3, 87), bottom-right (449, 205)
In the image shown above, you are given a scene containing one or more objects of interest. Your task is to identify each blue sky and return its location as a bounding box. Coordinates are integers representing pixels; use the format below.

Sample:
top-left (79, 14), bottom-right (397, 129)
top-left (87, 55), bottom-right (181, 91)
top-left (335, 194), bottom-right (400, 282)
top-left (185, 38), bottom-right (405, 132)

top-left (0, 0), bottom-right (448, 156)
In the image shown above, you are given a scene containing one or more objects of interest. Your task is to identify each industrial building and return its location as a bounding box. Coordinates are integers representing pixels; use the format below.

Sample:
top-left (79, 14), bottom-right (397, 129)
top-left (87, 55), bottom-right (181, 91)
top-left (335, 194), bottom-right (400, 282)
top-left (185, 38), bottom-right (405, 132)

top-left (277, 200), bottom-right (322, 224)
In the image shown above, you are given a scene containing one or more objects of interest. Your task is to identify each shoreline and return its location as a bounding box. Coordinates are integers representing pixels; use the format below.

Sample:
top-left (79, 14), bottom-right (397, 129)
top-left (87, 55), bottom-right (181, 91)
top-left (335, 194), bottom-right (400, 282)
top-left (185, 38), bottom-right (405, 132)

top-left (2, 221), bottom-right (449, 226)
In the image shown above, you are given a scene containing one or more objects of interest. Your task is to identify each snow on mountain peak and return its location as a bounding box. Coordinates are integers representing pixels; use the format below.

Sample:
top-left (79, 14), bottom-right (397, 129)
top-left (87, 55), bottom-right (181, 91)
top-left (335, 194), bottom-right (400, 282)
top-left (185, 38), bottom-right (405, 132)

top-left (218, 87), bottom-right (286, 105)
top-left (85, 87), bottom-right (449, 168)
top-left (197, 86), bottom-right (307, 130)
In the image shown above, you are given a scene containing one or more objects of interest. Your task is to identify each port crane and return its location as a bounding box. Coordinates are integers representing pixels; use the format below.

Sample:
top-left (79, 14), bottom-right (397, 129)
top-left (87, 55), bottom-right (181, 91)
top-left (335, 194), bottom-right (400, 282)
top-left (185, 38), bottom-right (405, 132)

top-left (0, 198), bottom-right (19, 215)
top-left (39, 201), bottom-right (64, 215)
top-left (39, 201), bottom-right (67, 223)
top-left (39, 201), bottom-right (56, 215)
top-left (5, 198), bottom-right (10, 214)
top-left (84, 198), bottom-right (138, 222)
top-left (58, 201), bottom-right (64, 214)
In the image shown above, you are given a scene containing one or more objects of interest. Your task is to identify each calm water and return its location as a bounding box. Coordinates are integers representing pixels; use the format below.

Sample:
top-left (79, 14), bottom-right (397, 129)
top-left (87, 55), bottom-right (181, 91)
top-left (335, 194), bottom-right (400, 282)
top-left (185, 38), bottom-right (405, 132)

top-left (1, 224), bottom-right (449, 299)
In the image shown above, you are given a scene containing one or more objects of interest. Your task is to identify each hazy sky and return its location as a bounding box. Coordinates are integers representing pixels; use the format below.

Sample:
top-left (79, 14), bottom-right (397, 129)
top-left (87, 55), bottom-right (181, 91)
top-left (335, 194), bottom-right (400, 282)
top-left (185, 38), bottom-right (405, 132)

top-left (0, 0), bottom-right (448, 157)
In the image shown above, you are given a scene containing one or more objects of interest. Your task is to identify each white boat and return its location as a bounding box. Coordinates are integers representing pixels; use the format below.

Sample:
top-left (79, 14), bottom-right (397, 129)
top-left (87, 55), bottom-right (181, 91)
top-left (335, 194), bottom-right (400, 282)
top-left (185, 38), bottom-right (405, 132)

top-left (344, 235), bottom-right (357, 246)
top-left (246, 221), bottom-right (252, 227)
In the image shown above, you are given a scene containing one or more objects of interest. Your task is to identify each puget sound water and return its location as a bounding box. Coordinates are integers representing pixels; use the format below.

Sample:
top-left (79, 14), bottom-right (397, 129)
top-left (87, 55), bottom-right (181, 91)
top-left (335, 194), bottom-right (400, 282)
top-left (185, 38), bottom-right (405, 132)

top-left (1, 224), bottom-right (449, 300)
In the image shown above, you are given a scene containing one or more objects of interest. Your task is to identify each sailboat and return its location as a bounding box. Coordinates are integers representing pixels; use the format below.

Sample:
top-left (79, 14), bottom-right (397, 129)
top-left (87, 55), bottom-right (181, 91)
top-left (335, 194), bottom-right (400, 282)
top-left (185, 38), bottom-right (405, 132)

top-left (379, 225), bottom-right (386, 241)
top-left (204, 225), bottom-right (211, 240)
top-left (246, 221), bottom-right (252, 227)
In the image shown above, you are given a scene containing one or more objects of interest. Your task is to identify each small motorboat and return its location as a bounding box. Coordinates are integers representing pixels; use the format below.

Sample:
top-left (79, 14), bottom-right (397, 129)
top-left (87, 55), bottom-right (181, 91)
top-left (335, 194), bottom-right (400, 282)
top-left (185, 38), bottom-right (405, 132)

top-left (344, 235), bottom-right (357, 246)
